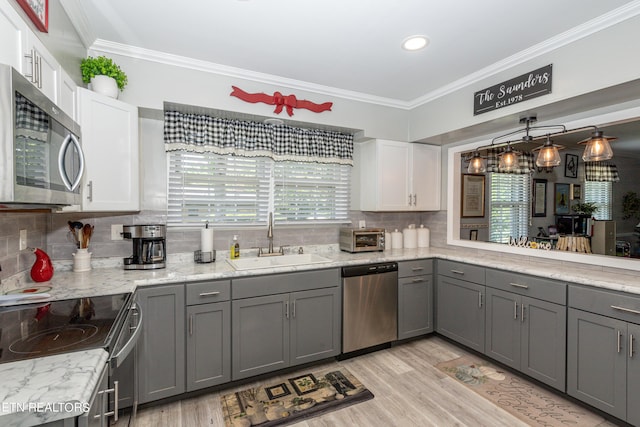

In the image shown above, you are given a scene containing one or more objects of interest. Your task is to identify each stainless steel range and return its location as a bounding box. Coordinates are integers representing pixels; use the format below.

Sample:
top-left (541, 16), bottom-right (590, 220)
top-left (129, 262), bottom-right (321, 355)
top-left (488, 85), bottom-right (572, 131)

top-left (0, 293), bottom-right (142, 424)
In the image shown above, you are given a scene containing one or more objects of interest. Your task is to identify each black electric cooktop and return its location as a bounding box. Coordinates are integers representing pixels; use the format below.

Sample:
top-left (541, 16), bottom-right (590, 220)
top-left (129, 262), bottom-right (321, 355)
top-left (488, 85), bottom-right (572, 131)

top-left (0, 293), bottom-right (131, 364)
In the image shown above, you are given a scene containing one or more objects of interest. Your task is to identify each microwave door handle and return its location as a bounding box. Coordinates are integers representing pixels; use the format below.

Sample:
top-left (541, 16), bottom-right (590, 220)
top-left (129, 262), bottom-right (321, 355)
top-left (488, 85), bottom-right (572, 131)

top-left (58, 134), bottom-right (85, 191)
top-left (110, 303), bottom-right (143, 369)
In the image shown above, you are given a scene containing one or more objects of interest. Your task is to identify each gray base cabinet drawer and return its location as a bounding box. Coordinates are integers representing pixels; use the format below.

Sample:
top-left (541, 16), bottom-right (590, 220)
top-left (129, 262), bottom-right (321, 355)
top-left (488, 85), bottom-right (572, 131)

top-left (438, 260), bottom-right (485, 284)
top-left (233, 269), bottom-right (340, 299)
top-left (569, 285), bottom-right (640, 323)
top-left (399, 259), bottom-right (433, 278)
top-left (186, 280), bottom-right (230, 305)
top-left (486, 269), bottom-right (565, 305)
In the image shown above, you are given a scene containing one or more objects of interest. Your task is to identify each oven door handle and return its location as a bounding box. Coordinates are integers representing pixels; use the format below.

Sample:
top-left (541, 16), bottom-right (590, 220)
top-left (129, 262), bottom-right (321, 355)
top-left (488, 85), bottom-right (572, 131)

top-left (110, 303), bottom-right (143, 369)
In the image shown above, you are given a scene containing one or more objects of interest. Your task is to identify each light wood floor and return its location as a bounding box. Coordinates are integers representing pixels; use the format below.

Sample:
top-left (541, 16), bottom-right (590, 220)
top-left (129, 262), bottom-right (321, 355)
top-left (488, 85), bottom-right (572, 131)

top-left (122, 336), bottom-right (620, 427)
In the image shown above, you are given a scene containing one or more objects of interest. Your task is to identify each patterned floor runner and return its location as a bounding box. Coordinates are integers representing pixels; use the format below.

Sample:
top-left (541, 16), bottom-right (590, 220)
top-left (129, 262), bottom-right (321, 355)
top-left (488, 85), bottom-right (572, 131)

top-left (436, 355), bottom-right (606, 426)
top-left (221, 368), bottom-right (373, 427)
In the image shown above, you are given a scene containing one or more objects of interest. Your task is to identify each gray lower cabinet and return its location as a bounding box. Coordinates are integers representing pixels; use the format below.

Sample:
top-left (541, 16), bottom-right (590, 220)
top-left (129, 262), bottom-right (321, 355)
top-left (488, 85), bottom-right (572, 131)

top-left (186, 301), bottom-right (231, 391)
top-left (436, 275), bottom-right (485, 353)
top-left (137, 284), bottom-right (185, 404)
top-left (485, 288), bottom-right (566, 391)
top-left (398, 259), bottom-right (433, 340)
top-left (232, 286), bottom-right (341, 380)
top-left (185, 280), bottom-right (231, 392)
top-left (567, 284), bottom-right (640, 425)
top-left (484, 269), bottom-right (566, 391)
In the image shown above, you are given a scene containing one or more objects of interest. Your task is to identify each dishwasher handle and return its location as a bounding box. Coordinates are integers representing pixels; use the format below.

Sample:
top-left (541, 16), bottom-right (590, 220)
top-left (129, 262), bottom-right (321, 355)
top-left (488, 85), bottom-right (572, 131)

top-left (342, 262), bottom-right (398, 277)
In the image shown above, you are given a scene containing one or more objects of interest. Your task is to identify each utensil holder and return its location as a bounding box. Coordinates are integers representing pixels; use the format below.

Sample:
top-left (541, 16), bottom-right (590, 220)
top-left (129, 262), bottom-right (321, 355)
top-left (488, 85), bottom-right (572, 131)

top-left (73, 248), bottom-right (92, 272)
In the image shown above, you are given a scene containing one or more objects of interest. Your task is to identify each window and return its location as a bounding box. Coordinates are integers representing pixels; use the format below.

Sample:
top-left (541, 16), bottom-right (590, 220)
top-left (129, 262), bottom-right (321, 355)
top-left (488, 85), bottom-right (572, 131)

top-left (168, 151), bottom-right (350, 226)
top-left (584, 181), bottom-right (612, 220)
top-left (489, 173), bottom-right (530, 243)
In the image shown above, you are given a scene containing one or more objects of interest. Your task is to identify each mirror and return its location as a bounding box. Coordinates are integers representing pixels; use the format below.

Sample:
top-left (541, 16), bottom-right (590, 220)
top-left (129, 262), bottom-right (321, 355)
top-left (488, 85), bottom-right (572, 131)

top-left (447, 105), bottom-right (640, 269)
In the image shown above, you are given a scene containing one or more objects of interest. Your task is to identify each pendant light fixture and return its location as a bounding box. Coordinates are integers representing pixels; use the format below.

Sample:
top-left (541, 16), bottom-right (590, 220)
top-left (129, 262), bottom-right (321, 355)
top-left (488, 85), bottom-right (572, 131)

top-left (467, 149), bottom-right (486, 173)
top-left (469, 115), bottom-right (616, 171)
top-left (577, 130), bottom-right (616, 161)
top-left (532, 136), bottom-right (564, 168)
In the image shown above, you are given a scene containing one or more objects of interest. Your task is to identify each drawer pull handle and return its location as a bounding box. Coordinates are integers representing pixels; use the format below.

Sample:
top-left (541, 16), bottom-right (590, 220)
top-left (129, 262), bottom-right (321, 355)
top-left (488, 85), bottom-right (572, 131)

top-left (411, 267), bottom-right (424, 271)
top-left (611, 305), bottom-right (640, 315)
top-left (510, 283), bottom-right (529, 289)
top-left (451, 270), bottom-right (465, 275)
top-left (199, 291), bottom-right (221, 297)
top-left (412, 278), bottom-right (425, 283)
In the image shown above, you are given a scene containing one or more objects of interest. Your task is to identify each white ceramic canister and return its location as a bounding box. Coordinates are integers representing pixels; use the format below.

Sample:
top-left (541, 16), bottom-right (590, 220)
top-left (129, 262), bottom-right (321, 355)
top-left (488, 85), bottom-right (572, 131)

top-left (403, 224), bottom-right (417, 249)
top-left (417, 224), bottom-right (430, 248)
top-left (391, 229), bottom-right (403, 249)
top-left (385, 231), bottom-right (392, 250)
top-left (73, 248), bottom-right (92, 272)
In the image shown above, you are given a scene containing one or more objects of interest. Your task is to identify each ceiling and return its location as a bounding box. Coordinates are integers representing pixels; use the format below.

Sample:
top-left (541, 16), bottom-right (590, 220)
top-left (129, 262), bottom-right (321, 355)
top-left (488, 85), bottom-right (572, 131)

top-left (61, 0), bottom-right (639, 107)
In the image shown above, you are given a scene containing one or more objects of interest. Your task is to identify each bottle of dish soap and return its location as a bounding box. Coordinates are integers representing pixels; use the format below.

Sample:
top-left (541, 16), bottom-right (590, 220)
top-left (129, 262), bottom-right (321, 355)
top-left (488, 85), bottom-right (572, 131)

top-left (230, 235), bottom-right (240, 259)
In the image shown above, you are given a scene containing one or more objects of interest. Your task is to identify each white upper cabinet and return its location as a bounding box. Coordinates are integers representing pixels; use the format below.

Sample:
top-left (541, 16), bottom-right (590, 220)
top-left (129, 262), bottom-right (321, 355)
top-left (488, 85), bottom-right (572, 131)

top-left (78, 88), bottom-right (140, 212)
top-left (0, 0), bottom-right (27, 71)
top-left (22, 31), bottom-right (59, 103)
top-left (58, 67), bottom-right (77, 119)
top-left (352, 139), bottom-right (441, 211)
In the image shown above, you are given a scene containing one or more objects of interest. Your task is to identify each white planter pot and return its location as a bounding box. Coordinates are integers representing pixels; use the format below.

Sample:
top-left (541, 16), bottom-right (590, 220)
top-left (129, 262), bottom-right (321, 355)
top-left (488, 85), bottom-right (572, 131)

top-left (90, 75), bottom-right (119, 99)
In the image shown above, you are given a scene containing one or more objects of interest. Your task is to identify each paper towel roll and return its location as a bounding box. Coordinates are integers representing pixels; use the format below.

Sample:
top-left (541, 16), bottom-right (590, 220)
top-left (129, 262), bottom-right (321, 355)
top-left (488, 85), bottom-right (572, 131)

top-left (418, 225), bottom-right (430, 248)
top-left (391, 229), bottom-right (403, 249)
top-left (403, 227), bottom-right (417, 248)
top-left (200, 227), bottom-right (214, 253)
top-left (385, 232), bottom-right (392, 250)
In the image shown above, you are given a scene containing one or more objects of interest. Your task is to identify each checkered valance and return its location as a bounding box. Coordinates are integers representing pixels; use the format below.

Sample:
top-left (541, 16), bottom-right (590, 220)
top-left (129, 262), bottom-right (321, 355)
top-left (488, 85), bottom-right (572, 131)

top-left (585, 162), bottom-right (620, 182)
top-left (486, 148), bottom-right (534, 174)
top-left (164, 111), bottom-right (354, 165)
top-left (15, 92), bottom-right (49, 141)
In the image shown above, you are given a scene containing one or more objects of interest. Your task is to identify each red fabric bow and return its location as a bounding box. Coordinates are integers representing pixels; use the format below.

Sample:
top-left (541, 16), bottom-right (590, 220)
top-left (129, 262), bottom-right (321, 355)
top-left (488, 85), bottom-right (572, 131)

top-left (230, 86), bottom-right (332, 117)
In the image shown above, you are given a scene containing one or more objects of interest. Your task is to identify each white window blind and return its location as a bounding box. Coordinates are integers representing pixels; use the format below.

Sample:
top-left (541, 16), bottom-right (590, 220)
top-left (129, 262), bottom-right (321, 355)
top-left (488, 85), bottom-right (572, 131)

top-left (168, 152), bottom-right (271, 226)
top-left (584, 181), bottom-right (612, 220)
top-left (274, 162), bottom-right (350, 224)
top-left (168, 152), bottom-right (350, 226)
top-left (489, 173), bottom-right (530, 243)
top-left (15, 136), bottom-right (48, 188)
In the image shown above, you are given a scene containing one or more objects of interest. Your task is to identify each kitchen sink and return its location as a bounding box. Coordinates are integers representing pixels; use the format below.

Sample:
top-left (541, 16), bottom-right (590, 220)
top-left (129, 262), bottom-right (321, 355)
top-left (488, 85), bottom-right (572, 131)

top-left (226, 253), bottom-right (333, 270)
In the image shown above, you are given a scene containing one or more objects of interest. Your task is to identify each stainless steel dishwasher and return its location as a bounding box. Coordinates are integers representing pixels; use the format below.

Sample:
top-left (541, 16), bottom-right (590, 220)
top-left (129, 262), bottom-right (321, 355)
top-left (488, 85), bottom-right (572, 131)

top-left (342, 262), bottom-right (398, 353)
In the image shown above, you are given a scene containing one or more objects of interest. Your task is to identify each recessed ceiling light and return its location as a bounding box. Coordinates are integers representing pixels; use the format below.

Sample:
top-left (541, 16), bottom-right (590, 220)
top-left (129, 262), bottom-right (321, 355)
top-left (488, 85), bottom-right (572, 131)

top-left (402, 35), bottom-right (429, 51)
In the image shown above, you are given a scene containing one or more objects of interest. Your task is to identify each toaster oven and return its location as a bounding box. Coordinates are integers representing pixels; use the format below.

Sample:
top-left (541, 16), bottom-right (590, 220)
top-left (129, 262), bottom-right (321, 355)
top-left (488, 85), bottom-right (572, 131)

top-left (339, 228), bottom-right (385, 252)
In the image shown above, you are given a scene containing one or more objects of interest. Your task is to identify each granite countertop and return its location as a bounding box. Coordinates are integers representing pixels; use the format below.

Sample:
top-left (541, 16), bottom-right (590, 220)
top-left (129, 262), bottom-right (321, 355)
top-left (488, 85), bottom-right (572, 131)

top-left (0, 349), bottom-right (108, 427)
top-left (1, 245), bottom-right (640, 426)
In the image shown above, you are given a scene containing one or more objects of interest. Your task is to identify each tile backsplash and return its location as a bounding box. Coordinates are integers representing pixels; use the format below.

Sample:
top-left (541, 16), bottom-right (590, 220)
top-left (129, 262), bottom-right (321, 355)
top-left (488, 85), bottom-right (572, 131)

top-left (0, 209), bottom-right (446, 281)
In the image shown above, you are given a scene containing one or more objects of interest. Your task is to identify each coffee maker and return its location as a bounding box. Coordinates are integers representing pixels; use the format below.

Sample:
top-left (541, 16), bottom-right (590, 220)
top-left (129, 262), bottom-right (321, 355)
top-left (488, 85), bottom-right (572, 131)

top-left (122, 224), bottom-right (166, 270)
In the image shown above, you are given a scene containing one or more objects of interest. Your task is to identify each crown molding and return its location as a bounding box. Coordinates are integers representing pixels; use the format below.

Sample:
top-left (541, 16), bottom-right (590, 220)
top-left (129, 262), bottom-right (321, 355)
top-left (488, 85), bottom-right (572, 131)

top-left (89, 39), bottom-right (412, 110)
top-left (408, 0), bottom-right (640, 109)
top-left (82, 1), bottom-right (640, 111)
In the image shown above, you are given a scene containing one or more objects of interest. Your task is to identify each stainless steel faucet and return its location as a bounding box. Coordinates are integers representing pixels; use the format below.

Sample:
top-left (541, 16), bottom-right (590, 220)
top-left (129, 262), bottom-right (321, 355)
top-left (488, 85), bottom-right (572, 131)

top-left (267, 212), bottom-right (274, 254)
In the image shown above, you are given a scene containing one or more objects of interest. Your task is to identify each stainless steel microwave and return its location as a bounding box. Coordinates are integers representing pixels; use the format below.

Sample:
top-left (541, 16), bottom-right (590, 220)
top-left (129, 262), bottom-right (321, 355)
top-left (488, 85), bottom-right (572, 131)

top-left (0, 64), bottom-right (84, 208)
top-left (339, 227), bottom-right (385, 252)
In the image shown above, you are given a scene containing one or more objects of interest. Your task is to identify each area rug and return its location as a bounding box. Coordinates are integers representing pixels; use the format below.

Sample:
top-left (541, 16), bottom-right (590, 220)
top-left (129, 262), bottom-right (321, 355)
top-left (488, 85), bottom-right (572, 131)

top-left (436, 355), bottom-right (605, 426)
top-left (221, 368), bottom-right (374, 426)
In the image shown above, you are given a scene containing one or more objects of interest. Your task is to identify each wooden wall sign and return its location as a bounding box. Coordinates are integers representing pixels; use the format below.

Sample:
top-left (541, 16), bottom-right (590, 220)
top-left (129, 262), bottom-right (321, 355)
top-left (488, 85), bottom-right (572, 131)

top-left (473, 64), bottom-right (552, 115)
top-left (230, 86), bottom-right (333, 117)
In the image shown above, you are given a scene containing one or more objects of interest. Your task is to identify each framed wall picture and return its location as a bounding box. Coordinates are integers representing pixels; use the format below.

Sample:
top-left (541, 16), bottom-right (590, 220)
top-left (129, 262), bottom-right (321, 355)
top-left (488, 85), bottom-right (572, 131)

top-left (461, 174), bottom-right (485, 218)
top-left (469, 229), bottom-right (478, 241)
top-left (532, 178), bottom-right (547, 217)
top-left (16, 0), bottom-right (48, 32)
top-left (554, 183), bottom-right (571, 214)
top-left (572, 183), bottom-right (582, 200)
top-left (564, 153), bottom-right (578, 178)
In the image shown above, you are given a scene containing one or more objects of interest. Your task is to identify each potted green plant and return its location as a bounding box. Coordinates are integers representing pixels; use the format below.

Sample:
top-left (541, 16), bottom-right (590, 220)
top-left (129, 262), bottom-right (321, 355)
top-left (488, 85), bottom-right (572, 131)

top-left (571, 202), bottom-right (598, 217)
top-left (80, 55), bottom-right (128, 98)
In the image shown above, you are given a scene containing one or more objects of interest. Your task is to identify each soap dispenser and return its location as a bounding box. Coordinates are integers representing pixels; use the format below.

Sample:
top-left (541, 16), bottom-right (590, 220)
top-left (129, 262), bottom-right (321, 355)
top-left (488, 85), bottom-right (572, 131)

top-left (230, 235), bottom-right (240, 259)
